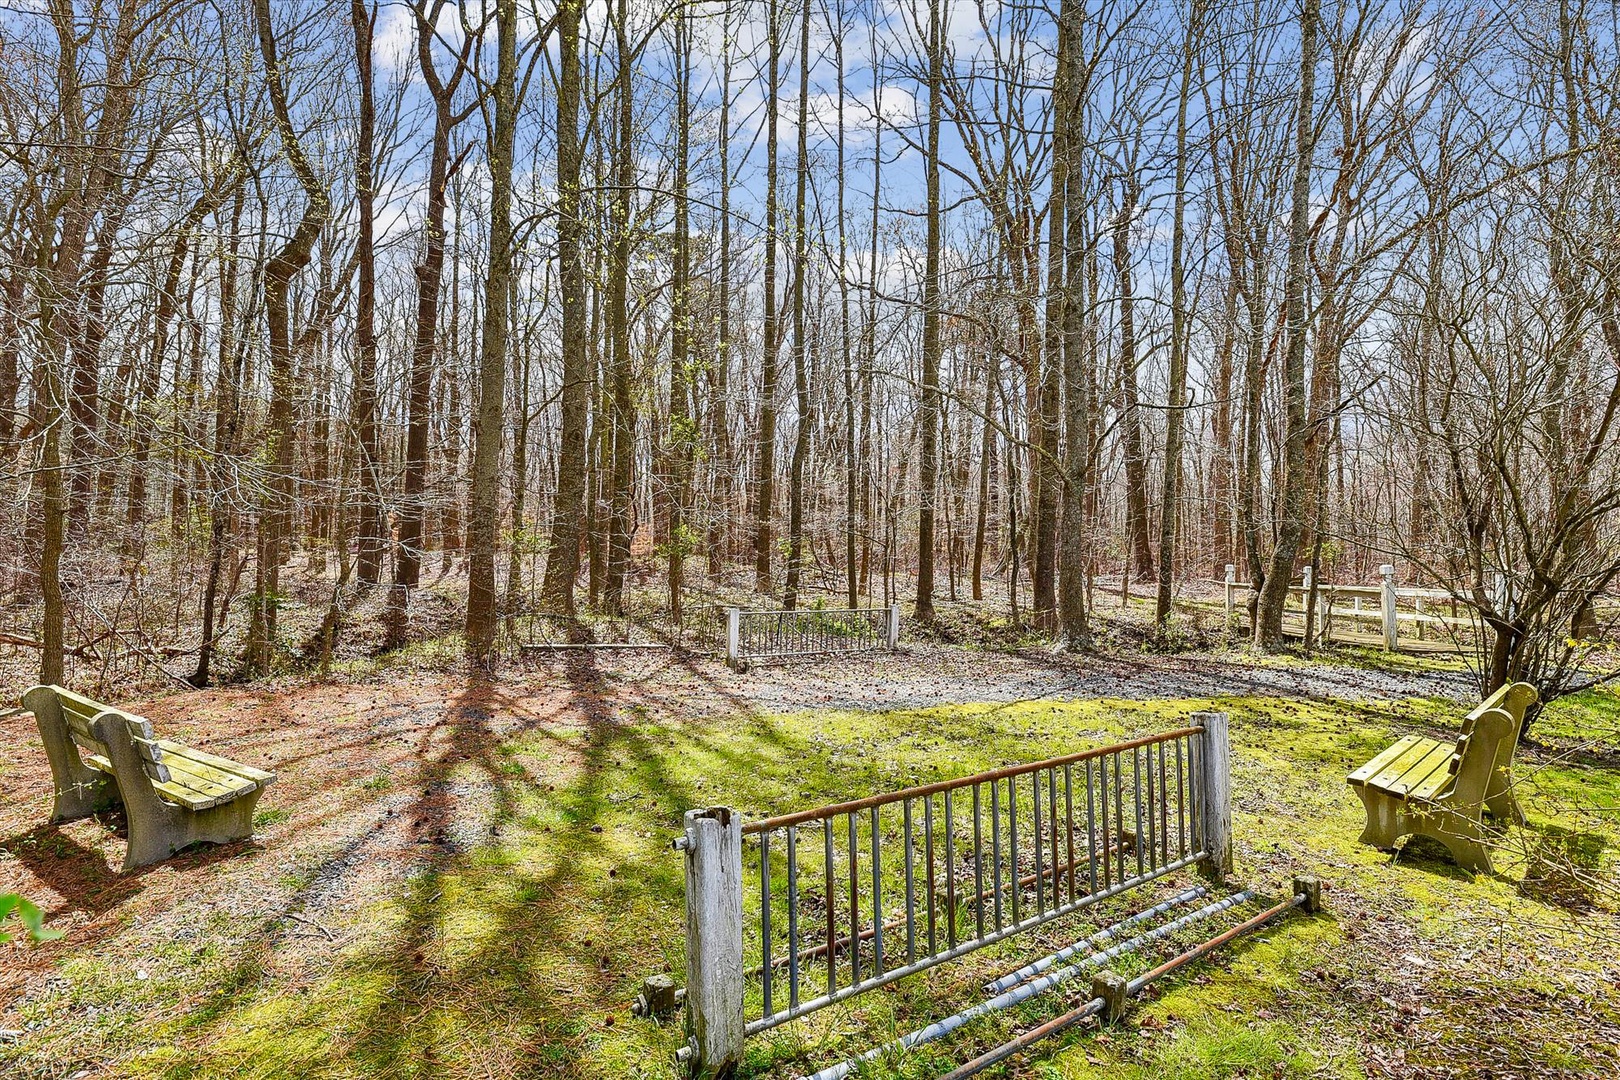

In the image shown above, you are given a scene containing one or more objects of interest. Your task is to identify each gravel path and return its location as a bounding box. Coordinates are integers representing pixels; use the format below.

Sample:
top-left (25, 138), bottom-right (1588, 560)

top-left (556, 643), bottom-right (1478, 720)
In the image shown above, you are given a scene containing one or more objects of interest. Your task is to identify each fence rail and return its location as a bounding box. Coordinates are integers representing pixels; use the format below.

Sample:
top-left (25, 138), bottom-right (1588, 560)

top-left (674, 714), bottom-right (1232, 1076)
top-left (724, 605), bottom-right (900, 669)
top-left (1222, 564), bottom-right (1474, 653)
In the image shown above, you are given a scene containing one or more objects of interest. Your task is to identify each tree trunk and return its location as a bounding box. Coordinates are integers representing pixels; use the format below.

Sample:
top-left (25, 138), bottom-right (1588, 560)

top-left (783, 0), bottom-right (813, 610)
top-left (915, 0), bottom-right (943, 623)
top-left (1255, 0), bottom-right (1319, 649)
top-left (1112, 183), bottom-right (1154, 581)
top-left (540, 0), bottom-right (588, 616)
top-left (1155, 3), bottom-right (1202, 630)
top-left (247, 0), bottom-right (330, 676)
top-left (390, 1), bottom-right (470, 648)
top-left (603, 0), bottom-right (636, 616)
top-left (351, 0), bottom-right (385, 585)
top-left (754, 0), bottom-right (782, 596)
top-left (465, 0), bottom-right (517, 659)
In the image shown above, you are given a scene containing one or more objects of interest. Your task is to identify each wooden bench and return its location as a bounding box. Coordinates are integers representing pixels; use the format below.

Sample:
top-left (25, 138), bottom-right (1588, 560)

top-left (1347, 682), bottom-right (1537, 874)
top-left (24, 684), bottom-right (276, 871)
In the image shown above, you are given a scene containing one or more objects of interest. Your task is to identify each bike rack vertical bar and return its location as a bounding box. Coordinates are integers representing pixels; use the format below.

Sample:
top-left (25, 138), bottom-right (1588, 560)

top-left (786, 825), bottom-right (800, 1010)
top-left (823, 817), bottom-right (837, 996)
top-left (760, 832), bottom-right (772, 1018)
top-left (944, 788), bottom-right (958, 949)
top-left (990, 779), bottom-right (1004, 930)
top-left (847, 812), bottom-right (861, 986)
top-left (870, 805), bottom-right (885, 975)
top-left (924, 794), bottom-right (937, 955)
top-left (903, 797), bottom-right (917, 964)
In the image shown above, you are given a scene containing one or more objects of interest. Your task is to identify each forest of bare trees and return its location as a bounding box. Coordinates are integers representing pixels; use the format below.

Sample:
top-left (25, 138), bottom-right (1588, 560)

top-left (4, 0), bottom-right (1619, 700)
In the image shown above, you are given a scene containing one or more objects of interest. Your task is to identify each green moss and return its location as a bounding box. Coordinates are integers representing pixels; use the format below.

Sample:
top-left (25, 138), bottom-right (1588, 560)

top-left (10, 691), bottom-right (1612, 1079)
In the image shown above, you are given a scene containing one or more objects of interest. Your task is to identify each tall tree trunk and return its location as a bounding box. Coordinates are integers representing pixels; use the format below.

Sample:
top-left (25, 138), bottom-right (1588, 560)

top-left (668, 3), bottom-right (693, 622)
top-left (465, 0), bottom-right (517, 659)
top-left (1055, 0), bottom-right (1089, 647)
top-left (837, 0), bottom-right (857, 610)
top-left (389, 1), bottom-right (470, 648)
top-left (351, 0), bottom-right (385, 585)
top-left (754, 0), bottom-right (782, 594)
top-left (1255, 0), bottom-right (1319, 649)
top-left (708, 11), bottom-right (734, 578)
top-left (193, 186), bottom-right (246, 687)
top-left (1154, 2), bottom-right (1202, 630)
top-left (247, 0), bottom-right (330, 675)
top-left (603, 0), bottom-right (636, 616)
top-left (1112, 183), bottom-right (1155, 581)
top-left (783, 0), bottom-right (812, 610)
top-left (915, 0), bottom-right (943, 622)
top-left (541, 0), bottom-right (588, 616)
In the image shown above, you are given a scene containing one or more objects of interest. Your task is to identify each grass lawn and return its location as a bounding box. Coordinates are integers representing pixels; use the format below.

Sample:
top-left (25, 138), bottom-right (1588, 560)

top-left (2, 651), bottom-right (1617, 1079)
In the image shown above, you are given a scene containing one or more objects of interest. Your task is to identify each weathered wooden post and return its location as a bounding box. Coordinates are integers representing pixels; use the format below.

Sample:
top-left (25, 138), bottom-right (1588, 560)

top-left (1192, 710), bottom-right (1232, 882)
top-left (677, 807), bottom-right (744, 1078)
top-left (1224, 564), bottom-right (1236, 630)
top-left (1379, 564), bottom-right (1398, 652)
top-left (886, 603), bottom-right (901, 649)
top-left (725, 608), bottom-right (742, 670)
top-left (1092, 971), bottom-right (1129, 1022)
top-left (1301, 565), bottom-right (1315, 647)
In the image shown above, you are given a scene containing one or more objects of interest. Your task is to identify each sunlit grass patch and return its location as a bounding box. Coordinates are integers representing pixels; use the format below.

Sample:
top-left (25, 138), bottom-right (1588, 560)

top-left (8, 687), bottom-right (1611, 1079)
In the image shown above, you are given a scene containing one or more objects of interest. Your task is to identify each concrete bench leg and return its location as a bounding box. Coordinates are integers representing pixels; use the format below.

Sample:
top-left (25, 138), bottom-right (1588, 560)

top-left (24, 685), bottom-right (120, 823)
top-left (1354, 787), bottom-right (1406, 849)
top-left (1416, 809), bottom-right (1494, 875)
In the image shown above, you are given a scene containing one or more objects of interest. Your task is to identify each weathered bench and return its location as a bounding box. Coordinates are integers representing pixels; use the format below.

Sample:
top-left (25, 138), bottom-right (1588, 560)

top-left (1347, 681), bottom-right (1537, 874)
top-left (24, 685), bottom-right (276, 871)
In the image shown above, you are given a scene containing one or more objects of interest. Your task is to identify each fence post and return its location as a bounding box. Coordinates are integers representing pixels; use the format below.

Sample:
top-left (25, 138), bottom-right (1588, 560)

top-left (886, 603), bottom-right (901, 649)
top-left (725, 608), bottom-right (741, 670)
top-left (1192, 711), bottom-right (1232, 882)
top-left (679, 807), bottom-right (744, 1078)
top-left (1224, 564), bottom-right (1235, 629)
top-left (1380, 564), bottom-right (1398, 651)
top-left (1301, 565), bottom-right (1314, 646)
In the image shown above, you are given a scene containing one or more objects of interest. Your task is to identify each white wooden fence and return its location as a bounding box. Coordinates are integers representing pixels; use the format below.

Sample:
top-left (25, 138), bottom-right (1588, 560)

top-left (1222, 564), bottom-right (1472, 652)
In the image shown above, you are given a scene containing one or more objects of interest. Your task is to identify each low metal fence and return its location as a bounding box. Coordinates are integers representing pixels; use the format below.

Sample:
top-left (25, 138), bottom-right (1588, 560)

top-left (723, 604), bottom-right (900, 669)
top-left (673, 712), bottom-right (1233, 1076)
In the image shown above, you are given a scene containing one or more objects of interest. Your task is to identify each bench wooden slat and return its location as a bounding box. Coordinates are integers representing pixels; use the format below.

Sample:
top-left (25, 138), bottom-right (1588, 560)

top-left (1352, 736), bottom-right (1447, 791)
top-left (53, 688), bottom-right (172, 784)
top-left (157, 740), bottom-right (275, 784)
top-left (1381, 742), bottom-right (1455, 797)
top-left (152, 756), bottom-right (253, 811)
top-left (74, 747), bottom-right (245, 811)
top-left (1348, 735), bottom-right (1421, 785)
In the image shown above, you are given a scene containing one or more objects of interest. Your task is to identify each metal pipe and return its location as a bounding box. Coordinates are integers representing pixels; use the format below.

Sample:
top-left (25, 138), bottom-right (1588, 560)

top-left (794, 889), bottom-right (1249, 1080)
top-left (982, 885), bottom-right (1207, 994)
top-left (1127, 893), bottom-right (1304, 994)
top-left (936, 997), bottom-right (1105, 1080)
top-left (939, 892), bottom-right (1304, 1080)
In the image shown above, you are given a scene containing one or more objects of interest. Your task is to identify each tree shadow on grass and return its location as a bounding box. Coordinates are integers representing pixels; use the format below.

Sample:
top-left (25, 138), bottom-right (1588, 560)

top-left (150, 650), bottom-right (818, 1078)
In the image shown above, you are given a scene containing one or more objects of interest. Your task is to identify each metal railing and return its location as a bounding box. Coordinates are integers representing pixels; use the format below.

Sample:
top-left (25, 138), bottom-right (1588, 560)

top-left (673, 713), bottom-right (1232, 1076)
top-left (724, 605), bottom-right (900, 669)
